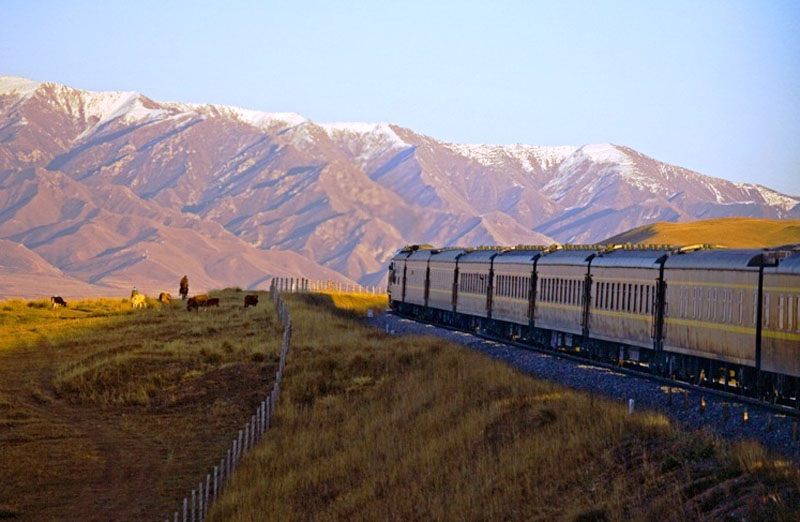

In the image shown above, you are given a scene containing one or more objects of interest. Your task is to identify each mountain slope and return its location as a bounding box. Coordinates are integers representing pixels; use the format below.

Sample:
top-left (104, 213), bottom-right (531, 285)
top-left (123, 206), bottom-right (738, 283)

top-left (1, 75), bottom-right (797, 292)
top-left (603, 217), bottom-right (800, 248)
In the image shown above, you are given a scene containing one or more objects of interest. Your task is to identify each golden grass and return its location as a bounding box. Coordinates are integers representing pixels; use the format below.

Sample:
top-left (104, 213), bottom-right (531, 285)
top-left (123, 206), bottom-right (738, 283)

top-left (604, 217), bottom-right (800, 248)
top-left (208, 293), bottom-right (800, 522)
top-left (0, 289), bottom-right (280, 521)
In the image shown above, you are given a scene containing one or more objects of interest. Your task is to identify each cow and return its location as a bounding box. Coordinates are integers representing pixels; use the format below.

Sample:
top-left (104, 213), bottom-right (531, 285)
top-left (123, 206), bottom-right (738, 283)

top-left (244, 294), bottom-right (258, 308)
top-left (186, 294), bottom-right (209, 311)
top-left (207, 298), bottom-right (220, 307)
top-left (158, 292), bottom-right (172, 305)
top-left (50, 296), bottom-right (67, 309)
top-left (131, 293), bottom-right (146, 309)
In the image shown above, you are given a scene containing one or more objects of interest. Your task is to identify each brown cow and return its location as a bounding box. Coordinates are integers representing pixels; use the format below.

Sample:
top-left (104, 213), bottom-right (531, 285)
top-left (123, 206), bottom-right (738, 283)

top-left (158, 292), bottom-right (172, 305)
top-left (186, 294), bottom-right (209, 311)
top-left (244, 294), bottom-right (258, 308)
top-left (207, 298), bottom-right (220, 307)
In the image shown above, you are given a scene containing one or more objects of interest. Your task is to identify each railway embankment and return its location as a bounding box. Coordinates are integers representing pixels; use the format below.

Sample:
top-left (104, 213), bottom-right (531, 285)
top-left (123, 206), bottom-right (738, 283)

top-left (208, 292), bottom-right (799, 522)
top-left (370, 312), bottom-right (800, 464)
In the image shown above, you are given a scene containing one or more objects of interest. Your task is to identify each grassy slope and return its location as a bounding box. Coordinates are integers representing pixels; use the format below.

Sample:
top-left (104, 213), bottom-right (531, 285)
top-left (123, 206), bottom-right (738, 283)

top-left (209, 293), bottom-right (799, 522)
top-left (603, 217), bottom-right (800, 248)
top-left (0, 290), bottom-right (278, 521)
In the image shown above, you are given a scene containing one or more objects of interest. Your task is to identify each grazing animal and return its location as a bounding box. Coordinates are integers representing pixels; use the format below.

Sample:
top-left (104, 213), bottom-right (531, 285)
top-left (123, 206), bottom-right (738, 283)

top-left (131, 293), bottom-right (146, 309)
top-left (179, 275), bottom-right (189, 300)
top-left (244, 294), bottom-right (259, 308)
top-left (50, 296), bottom-right (67, 309)
top-left (186, 294), bottom-right (209, 311)
top-left (207, 298), bottom-right (220, 307)
top-left (158, 292), bottom-right (172, 305)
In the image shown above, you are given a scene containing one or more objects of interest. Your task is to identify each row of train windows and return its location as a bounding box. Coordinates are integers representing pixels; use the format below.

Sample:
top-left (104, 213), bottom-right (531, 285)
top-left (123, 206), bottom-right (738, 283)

top-left (676, 288), bottom-right (800, 330)
top-left (429, 269), bottom-right (451, 290)
top-left (460, 272), bottom-right (487, 294)
top-left (595, 282), bottom-right (653, 315)
top-left (539, 278), bottom-right (584, 306)
top-left (772, 294), bottom-right (800, 332)
top-left (496, 275), bottom-right (529, 300)
top-left (676, 287), bottom-right (744, 324)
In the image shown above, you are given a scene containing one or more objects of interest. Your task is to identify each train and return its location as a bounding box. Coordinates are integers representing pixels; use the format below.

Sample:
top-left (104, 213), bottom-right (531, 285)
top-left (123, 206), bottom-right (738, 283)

top-left (388, 243), bottom-right (800, 405)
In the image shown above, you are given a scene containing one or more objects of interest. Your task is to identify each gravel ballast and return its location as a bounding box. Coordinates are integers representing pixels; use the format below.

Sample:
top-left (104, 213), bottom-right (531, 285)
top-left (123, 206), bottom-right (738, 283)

top-left (367, 312), bottom-right (800, 463)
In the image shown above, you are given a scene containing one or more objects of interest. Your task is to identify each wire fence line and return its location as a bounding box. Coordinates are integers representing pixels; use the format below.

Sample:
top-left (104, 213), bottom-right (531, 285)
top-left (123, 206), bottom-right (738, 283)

top-left (162, 284), bottom-right (292, 522)
top-left (272, 277), bottom-right (386, 295)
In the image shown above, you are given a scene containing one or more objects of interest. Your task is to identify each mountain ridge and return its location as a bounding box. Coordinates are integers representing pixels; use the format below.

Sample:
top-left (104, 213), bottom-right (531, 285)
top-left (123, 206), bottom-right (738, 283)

top-left (1, 75), bottom-right (798, 294)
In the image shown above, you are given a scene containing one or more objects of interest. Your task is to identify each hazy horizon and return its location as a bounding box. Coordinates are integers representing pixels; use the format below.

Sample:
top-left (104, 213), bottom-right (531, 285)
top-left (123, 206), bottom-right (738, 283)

top-left (2, 0), bottom-right (798, 194)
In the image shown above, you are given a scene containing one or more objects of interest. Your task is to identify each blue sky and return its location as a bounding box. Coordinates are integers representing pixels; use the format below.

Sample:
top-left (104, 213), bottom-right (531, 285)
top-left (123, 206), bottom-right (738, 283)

top-left (2, 0), bottom-right (799, 194)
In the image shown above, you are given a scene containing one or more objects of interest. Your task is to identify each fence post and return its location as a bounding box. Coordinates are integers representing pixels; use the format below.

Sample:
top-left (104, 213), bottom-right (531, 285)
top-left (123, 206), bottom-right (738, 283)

top-left (183, 497), bottom-right (187, 522)
top-left (227, 446), bottom-right (232, 477)
top-left (244, 424), bottom-right (250, 454)
top-left (213, 465), bottom-right (219, 501)
top-left (205, 474), bottom-right (210, 518)
top-left (198, 482), bottom-right (203, 522)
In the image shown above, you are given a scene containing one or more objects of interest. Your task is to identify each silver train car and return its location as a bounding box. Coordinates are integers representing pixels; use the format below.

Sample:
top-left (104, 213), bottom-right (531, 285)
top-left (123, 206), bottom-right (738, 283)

top-left (389, 244), bottom-right (800, 403)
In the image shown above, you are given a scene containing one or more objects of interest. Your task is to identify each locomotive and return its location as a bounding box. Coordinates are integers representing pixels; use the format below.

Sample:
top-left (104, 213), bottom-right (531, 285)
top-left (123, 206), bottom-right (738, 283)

top-left (388, 244), bottom-right (800, 405)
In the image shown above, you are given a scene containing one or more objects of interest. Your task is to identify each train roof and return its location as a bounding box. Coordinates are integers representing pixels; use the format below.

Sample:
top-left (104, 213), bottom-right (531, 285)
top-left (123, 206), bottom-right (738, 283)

top-left (537, 248), bottom-right (598, 266)
top-left (391, 244), bottom-right (433, 262)
top-left (458, 248), bottom-right (505, 264)
top-left (664, 249), bottom-right (765, 270)
top-left (592, 247), bottom-right (669, 269)
top-left (772, 251), bottom-right (800, 274)
top-left (493, 248), bottom-right (546, 265)
top-left (406, 249), bottom-right (434, 261)
top-left (429, 248), bottom-right (467, 262)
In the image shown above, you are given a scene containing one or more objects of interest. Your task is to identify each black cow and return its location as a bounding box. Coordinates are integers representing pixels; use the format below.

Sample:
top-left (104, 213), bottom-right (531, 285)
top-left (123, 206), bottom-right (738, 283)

top-left (244, 295), bottom-right (258, 308)
top-left (50, 296), bottom-right (67, 309)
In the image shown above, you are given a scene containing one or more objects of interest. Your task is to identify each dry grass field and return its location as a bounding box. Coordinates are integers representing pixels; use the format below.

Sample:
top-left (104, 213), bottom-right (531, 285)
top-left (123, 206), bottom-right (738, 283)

top-left (604, 217), bottom-right (800, 248)
top-left (0, 289), bottom-right (279, 521)
top-left (208, 292), bottom-right (800, 522)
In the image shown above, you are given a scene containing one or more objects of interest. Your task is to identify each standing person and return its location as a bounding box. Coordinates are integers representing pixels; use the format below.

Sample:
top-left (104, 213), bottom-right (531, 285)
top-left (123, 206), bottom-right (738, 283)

top-left (179, 275), bottom-right (189, 300)
top-left (131, 286), bottom-right (139, 298)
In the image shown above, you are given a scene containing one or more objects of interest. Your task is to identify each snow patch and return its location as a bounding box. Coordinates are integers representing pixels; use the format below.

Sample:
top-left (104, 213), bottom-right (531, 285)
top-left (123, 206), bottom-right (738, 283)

top-left (737, 183), bottom-right (799, 211)
top-left (0, 76), bottom-right (41, 98)
top-left (446, 143), bottom-right (577, 172)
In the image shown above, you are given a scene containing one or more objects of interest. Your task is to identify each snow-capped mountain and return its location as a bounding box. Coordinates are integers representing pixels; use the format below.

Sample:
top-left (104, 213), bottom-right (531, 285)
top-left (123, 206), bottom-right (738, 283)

top-left (1, 76), bottom-right (797, 294)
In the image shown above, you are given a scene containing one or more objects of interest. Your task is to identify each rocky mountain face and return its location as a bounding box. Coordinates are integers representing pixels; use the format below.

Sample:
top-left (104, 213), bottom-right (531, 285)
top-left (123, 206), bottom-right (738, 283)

top-left (1, 76), bottom-right (797, 296)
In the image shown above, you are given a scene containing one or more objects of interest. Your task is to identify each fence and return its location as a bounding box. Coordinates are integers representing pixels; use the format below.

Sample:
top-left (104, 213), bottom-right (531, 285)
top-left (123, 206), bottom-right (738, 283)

top-left (271, 277), bottom-right (386, 295)
top-left (162, 286), bottom-right (292, 522)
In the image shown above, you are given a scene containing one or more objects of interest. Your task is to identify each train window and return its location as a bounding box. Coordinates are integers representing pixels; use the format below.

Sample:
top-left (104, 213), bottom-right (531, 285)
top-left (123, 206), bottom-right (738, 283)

top-left (763, 293), bottom-right (770, 327)
top-left (646, 285), bottom-right (651, 315)
top-left (779, 295), bottom-right (785, 329)
top-left (726, 289), bottom-right (733, 323)
top-left (709, 288), bottom-right (716, 320)
top-left (628, 284), bottom-right (633, 313)
top-left (605, 283), bottom-right (610, 309)
top-left (737, 291), bottom-right (743, 325)
top-left (633, 285), bottom-right (639, 313)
